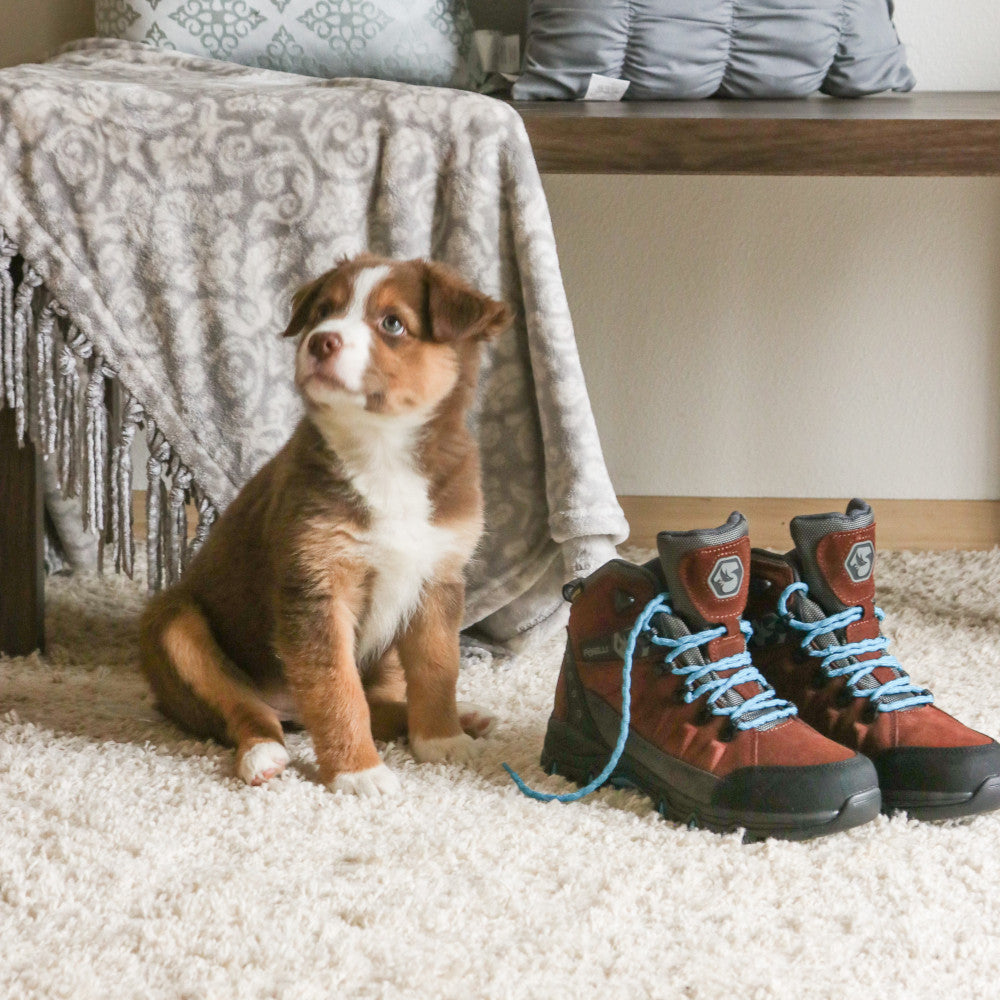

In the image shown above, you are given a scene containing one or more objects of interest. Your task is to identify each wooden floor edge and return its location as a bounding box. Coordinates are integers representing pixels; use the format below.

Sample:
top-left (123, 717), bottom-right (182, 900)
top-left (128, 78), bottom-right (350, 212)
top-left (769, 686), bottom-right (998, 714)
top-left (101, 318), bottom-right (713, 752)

top-left (617, 496), bottom-right (1000, 552)
top-left (129, 491), bottom-right (1000, 552)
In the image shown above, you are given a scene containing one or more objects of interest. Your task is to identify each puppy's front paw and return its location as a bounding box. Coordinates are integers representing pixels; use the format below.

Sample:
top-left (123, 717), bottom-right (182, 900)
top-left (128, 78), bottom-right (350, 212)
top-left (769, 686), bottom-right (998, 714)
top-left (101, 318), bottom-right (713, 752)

top-left (411, 732), bottom-right (480, 765)
top-left (237, 741), bottom-right (290, 786)
top-left (457, 702), bottom-right (496, 739)
top-left (329, 763), bottom-right (401, 799)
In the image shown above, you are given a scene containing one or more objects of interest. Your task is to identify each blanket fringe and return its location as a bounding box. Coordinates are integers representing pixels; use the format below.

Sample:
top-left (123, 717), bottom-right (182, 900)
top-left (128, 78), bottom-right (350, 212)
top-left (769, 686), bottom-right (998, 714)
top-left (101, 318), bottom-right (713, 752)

top-left (0, 226), bottom-right (218, 590)
top-left (0, 230), bottom-right (16, 405)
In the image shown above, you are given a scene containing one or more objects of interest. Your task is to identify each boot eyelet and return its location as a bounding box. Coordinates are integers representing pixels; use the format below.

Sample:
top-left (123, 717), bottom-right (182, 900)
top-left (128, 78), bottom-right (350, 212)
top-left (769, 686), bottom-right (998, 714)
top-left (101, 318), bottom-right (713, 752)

top-left (695, 705), bottom-right (714, 726)
top-left (613, 588), bottom-right (637, 614)
top-left (861, 703), bottom-right (879, 724)
top-left (719, 722), bottom-right (738, 743)
top-left (672, 687), bottom-right (688, 705)
top-left (810, 667), bottom-right (827, 690)
top-left (835, 688), bottom-right (854, 709)
top-left (792, 646), bottom-right (810, 665)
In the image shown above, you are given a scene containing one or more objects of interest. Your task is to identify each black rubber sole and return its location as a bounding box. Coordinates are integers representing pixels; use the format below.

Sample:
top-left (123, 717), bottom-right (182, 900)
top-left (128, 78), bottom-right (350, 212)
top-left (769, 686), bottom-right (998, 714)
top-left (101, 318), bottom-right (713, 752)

top-left (883, 774), bottom-right (1000, 821)
top-left (541, 718), bottom-right (881, 843)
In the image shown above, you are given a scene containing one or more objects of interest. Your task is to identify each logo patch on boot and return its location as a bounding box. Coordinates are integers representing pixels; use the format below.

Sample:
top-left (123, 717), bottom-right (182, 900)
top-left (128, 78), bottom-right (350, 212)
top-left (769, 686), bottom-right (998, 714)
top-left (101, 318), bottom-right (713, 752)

top-left (708, 556), bottom-right (744, 600)
top-left (844, 541), bottom-right (875, 583)
top-left (580, 628), bottom-right (653, 663)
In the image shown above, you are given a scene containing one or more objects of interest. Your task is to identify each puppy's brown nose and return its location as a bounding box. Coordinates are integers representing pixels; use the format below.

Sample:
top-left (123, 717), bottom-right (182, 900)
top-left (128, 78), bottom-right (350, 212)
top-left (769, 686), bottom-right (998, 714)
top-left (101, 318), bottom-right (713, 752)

top-left (308, 331), bottom-right (342, 361)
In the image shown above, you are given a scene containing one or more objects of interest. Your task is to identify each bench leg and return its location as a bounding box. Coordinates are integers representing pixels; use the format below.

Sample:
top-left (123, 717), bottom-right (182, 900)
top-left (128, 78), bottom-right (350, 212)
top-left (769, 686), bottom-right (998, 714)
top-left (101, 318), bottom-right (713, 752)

top-left (0, 407), bottom-right (44, 655)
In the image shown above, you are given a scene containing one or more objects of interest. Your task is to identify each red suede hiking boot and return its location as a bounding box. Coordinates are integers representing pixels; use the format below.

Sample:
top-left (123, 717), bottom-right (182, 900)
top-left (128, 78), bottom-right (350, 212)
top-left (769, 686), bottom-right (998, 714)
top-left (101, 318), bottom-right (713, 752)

top-left (746, 499), bottom-right (1000, 820)
top-left (508, 513), bottom-right (880, 841)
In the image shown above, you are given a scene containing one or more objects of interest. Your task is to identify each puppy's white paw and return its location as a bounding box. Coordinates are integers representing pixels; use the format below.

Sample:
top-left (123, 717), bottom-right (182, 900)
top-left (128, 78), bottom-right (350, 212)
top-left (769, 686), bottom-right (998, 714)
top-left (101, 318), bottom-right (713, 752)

top-left (457, 702), bottom-right (496, 739)
top-left (329, 763), bottom-right (401, 799)
top-left (237, 741), bottom-right (290, 786)
top-left (411, 732), bottom-right (480, 765)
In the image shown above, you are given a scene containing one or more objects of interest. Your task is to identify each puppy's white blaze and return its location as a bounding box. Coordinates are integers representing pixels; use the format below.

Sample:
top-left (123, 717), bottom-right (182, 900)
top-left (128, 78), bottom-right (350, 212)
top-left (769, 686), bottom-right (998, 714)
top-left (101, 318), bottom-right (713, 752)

top-left (309, 317), bottom-right (371, 395)
top-left (301, 263), bottom-right (390, 396)
top-left (238, 741), bottom-right (290, 786)
top-left (329, 763), bottom-right (401, 798)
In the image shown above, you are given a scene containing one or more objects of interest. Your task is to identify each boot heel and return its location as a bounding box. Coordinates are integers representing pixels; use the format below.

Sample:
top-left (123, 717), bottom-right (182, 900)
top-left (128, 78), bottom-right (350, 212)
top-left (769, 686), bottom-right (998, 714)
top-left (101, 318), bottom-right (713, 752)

top-left (540, 716), bottom-right (614, 788)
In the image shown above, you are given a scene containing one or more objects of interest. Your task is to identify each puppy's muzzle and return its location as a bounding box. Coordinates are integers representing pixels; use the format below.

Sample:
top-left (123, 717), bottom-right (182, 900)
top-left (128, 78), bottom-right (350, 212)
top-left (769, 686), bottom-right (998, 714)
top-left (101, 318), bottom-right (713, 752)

top-left (308, 330), bottom-right (343, 361)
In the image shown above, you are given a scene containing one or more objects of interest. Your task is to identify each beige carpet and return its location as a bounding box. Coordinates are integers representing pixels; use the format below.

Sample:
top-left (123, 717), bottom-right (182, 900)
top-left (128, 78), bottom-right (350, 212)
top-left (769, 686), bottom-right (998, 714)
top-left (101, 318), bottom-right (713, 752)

top-left (3, 549), bottom-right (1000, 999)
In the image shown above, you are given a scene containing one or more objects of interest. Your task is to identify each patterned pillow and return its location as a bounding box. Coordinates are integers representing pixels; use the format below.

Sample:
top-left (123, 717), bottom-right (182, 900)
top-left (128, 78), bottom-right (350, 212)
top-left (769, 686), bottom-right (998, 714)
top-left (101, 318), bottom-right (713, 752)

top-left (512, 0), bottom-right (915, 100)
top-left (94, 0), bottom-right (477, 89)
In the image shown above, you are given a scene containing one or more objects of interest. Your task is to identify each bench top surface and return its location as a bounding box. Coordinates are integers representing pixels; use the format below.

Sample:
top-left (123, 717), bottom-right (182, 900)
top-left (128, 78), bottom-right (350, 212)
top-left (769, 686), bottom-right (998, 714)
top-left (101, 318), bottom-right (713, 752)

top-left (510, 92), bottom-right (1000, 175)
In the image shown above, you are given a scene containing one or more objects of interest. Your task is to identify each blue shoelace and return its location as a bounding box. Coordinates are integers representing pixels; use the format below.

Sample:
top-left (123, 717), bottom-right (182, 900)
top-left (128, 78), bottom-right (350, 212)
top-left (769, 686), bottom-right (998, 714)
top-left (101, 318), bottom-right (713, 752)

top-left (504, 591), bottom-right (798, 803)
top-left (776, 581), bottom-right (933, 713)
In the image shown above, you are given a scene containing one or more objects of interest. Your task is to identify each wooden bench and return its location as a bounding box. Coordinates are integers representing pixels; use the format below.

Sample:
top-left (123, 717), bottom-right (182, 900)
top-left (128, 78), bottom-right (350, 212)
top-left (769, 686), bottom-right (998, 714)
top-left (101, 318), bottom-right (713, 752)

top-left (4, 91), bottom-right (1000, 655)
top-left (513, 92), bottom-right (1000, 175)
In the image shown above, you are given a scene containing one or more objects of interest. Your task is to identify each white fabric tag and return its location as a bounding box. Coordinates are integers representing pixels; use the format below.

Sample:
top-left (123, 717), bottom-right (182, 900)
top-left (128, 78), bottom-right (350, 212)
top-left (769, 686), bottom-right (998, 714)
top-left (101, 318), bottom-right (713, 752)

top-left (582, 74), bottom-right (630, 101)
top-left (474, 31), bottom-right (521, 75)
top-left (499, 35), bottom-right (521, 75)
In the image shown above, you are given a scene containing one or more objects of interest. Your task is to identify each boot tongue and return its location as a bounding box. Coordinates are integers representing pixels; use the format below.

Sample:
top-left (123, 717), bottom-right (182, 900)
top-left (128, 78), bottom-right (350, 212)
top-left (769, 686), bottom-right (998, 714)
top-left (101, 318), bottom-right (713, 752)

top-left (655, 512), bottom-right (781, 724)
top-left (788, 498), bottom-right (876, 614)
top-left (656, 512), bottom-right (750, 638)
top-left (787, 499), bottom-right (910, 703)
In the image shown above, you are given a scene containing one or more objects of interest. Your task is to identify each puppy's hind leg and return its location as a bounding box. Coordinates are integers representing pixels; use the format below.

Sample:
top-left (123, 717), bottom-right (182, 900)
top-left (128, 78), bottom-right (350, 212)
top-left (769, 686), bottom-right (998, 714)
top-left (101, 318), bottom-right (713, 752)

top-left (364, 648), bottom-right (408, 744)
top-left (364, 647), bottom-right (495, 742)
top-left (139, 592), bottom-right (289, 786)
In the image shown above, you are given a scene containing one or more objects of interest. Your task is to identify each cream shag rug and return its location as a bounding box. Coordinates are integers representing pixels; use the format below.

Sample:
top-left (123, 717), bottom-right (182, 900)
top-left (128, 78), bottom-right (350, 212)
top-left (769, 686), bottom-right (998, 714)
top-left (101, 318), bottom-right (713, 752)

top-left (3, 550), bottom-right (1000, 1000)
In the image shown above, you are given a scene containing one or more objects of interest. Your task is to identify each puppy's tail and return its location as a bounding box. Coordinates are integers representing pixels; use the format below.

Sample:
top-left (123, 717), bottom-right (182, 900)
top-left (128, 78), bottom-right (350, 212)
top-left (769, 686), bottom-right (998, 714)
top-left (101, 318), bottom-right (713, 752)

top-left (139, 590), bottom-right (282, 749)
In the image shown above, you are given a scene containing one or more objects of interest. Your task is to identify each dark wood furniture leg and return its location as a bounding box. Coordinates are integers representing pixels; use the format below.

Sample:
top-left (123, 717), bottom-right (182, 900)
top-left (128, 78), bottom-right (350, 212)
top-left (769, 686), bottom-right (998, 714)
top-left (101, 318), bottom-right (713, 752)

top-left (0, 407), bottom-right (44, 655)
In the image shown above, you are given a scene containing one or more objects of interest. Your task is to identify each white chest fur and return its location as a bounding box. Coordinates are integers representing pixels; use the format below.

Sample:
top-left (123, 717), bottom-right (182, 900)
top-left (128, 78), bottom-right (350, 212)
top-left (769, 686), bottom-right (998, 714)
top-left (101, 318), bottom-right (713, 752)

top-left (315, 406), bottom-right (461, 662)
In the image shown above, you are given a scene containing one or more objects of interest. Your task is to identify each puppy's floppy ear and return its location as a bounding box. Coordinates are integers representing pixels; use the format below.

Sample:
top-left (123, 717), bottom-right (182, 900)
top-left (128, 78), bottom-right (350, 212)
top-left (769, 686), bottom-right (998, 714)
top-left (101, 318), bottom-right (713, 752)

top-left (425, 262), bottom-right (512, 344)
top-left (280, 273), bottom-right (326, 339)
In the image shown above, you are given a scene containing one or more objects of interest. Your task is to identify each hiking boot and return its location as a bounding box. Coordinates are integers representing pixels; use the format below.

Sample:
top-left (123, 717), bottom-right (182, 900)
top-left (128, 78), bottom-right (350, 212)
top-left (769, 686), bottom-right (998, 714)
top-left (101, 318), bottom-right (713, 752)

top-left (508, 513), bottom-right (881, 841)
top-left (746, 498), bottom-right (1000, 820)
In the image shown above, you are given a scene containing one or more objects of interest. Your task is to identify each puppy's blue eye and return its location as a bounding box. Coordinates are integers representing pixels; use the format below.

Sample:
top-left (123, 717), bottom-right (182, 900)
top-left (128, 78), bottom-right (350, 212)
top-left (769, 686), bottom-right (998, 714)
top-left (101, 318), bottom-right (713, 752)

top-left (381, 315), bottom-right (405, 337)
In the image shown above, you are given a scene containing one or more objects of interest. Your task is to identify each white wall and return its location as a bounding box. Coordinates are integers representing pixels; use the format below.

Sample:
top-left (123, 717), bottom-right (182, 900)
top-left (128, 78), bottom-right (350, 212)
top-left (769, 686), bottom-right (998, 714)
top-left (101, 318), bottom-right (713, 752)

top-left (544, 0), bottom-right (1000, 499)
top-left (0, 0), bottom-right (92, 68)
top-left (5, 0), bottom-right (999, 500)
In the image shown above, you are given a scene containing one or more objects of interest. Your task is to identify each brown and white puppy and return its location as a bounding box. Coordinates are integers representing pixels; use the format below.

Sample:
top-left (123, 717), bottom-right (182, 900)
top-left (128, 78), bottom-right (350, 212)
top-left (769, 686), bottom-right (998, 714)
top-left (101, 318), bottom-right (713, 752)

top-left (139, 253), bottom-right (511, 797)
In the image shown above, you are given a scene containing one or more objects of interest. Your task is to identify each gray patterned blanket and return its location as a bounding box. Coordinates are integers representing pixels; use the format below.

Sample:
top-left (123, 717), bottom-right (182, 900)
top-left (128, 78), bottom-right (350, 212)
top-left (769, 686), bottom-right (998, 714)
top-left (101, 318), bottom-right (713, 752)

top-left (0, 39), bottom-right (627, 645)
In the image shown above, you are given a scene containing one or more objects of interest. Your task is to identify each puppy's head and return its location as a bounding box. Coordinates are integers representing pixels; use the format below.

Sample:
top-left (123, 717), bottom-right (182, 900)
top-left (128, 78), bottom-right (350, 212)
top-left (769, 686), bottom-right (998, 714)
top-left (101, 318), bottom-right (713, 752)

top-left (283, 254), bottom-right (510, 420)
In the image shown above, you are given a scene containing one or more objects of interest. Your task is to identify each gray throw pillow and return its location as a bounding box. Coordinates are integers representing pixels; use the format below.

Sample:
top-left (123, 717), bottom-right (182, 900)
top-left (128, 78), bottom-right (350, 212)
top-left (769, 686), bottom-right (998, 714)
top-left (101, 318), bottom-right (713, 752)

top-left (512, 0), bottom-right (915, 100)
top-left (94, 0), bottom-right (477, 89)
